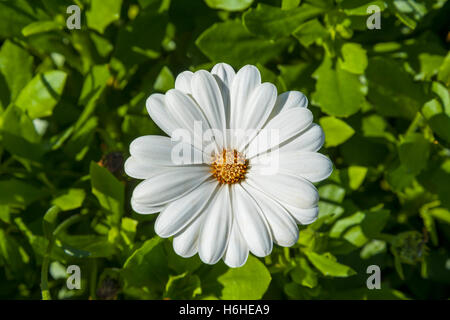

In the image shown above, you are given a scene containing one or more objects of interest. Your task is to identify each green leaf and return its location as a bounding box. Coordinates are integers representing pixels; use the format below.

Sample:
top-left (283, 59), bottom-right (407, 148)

top-left (0, 105), bottom-right (44, 161)
top-left (122, 238), bottom-right (169, 291)
top-left (15, 70), bottom-right (67, 119)
top-left (86, 0), bottom-right (123, 33)
top-left (204, 0), bottom-right (254, 11)
top-left (312, 56), bottom-right (365, 117)
top-left (437, 52), bottom-right (450, 87)
top-left (57, 234), bottom-right (116, 258)
top-left (360, 240), bottom-right (387, 259)
top-left (90, 162), bottom-right (124, 226)
top-left (282, 0), bottom-right (301, 10)
top-left (0, 229), bottom-right (30, 278)
top-left (304, 250), bottom-right (356, 277)
top-left (217, 256), bottom-right (271, 299)
top-left (51, 189), bottom-right (86, 211)
top-left (361, 209), bottom-right (390, 238)
top-left (43, 206), bottom-right (61, 240)
top-left (428, 208), bottom-right (450, 225)
top-left (196, 20), bottom-right (290, 68)
top-left (343, 165), bottom-right (368, 190)
top-left (338, 42), bottom-right (368, 74)
top-left (291, 258), bottom-right (318, 288)
top-left (153, 66), bottom-right (174, 92)
top-left (366, 57), bottom-right (429, 119)
top-left (0, 0), bottom-right (36, 38)
top-left (0, 179), bottom-right (46, 208)
top-left (422, 82), bottom-right (450, 143)
top-left (398, 133), bottom-right (431, 175)
top-left (164, 272), bottom-right (202, 299)
top-left (339, 0), bottom-right (386, 16)
top-left (22, 21), bottom-right (62, 37)
top-left (0, 40), bottom-right (33, 103)
top-left (293, 19), bottom-right (329, 47)
top-left (330, 211), bottom-right (365, 238)
top-left (114, 8), bottom-right (168, 67)
top-left (320, 116), bottom-right (355, 147)
top-left (243, 3), bottom-right (325, 39)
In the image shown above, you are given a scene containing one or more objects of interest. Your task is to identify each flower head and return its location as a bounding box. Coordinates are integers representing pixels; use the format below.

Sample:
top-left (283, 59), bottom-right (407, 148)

top-left (124, 63), bottom-right (333, 267)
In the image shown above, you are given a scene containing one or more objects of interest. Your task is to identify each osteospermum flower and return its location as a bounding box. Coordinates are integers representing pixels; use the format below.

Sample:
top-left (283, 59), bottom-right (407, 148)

top-left (124, 63), bottom-right (333, 267)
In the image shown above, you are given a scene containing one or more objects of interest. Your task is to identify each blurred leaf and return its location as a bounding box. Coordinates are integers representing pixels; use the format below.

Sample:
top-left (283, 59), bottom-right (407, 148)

top-left (398, 133), bottom-right (431, 175)
top-left (15, 70), bottom-right (67, 119)
top-left (196, 20), bottom-right (290, 67)
top-left (282, 0), bottom-right (301, 10)
top-left (360, 239), bottom-right (386, 259)
top-left (361, 209), bottom-right (390, 238)
top-left (0, 229), bottom-right (29, 279)
top-left (0, 179), bottom-right (46, 207)
top-left (22, 20), bottom-right (62, 37)
top-left (90, 162), bottom-right (124, 226)
top-left (0, 0), bottom-right (36, 38)
top-left (291, 257), bottom-right (318, 288)
top-left (51, 189), bottom-right (86, 211)
top-left (312, 56), bottom-right (365, 117)
top-left (43, 205), bottom-right (61, 240)
top-left (164, 272), bottom-right (202, 299)
top-left (0, 40), bottom-right (33, 103)
top-left (304, 250), bottom-right (356, 277)
top-left (243, 3), bottom-right (325, 39)
top-left (114, 7), bottom-right (168, 67)
top-left (422, 81), bottom-right (450, 143)
top-left (339, 0), bottom-right (386, 15)
top-left (217, 256), bottom-right (271, 299)
top-left (437, 52), bottom-right (450, 86)
top-left (204, 0), bottom-right (253, 11)
top-left (87, 0), bottom-right (123, 34)
top-left (153, 66), bottom-right (174, 92)
top-left (366, 57), bottom-right (429, 119)
top-left (293, 19), bottom-right (329, 47)
top-left (338, 42), bottom-right (367, 74)
top-left (58, 234), bottom-right (116, 258)
top-left (122, 237), bottom-right (169, 292)
top-left (320, 116), bottom-right (355, 147)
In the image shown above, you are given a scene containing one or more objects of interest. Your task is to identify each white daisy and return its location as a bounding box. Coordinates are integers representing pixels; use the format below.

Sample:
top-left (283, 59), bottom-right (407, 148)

top-left (124, 63), bottom-right (333, 267)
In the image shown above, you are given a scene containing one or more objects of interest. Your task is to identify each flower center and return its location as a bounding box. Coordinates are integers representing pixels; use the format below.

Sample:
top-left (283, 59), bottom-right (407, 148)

top-left (211, 149), bottom-right (248, 184)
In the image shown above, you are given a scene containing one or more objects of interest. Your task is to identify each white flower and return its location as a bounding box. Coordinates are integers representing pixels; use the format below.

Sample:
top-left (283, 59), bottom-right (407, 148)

top-left (124, 63), bottom-right (333, 267)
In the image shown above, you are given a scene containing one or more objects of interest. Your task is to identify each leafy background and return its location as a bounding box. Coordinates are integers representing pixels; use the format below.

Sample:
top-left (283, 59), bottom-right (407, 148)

top-left (0, 0), bottom-right (449, 300)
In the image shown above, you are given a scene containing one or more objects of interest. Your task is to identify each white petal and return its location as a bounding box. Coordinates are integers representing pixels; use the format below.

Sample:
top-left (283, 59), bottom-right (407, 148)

top-left (279, 123), bottom-right (324, 153)
top-left (124, 157), bottom-right (161, 179)
top-left (254, 151), bottom-right (333, 183)
top-left (173, 214), bottom-right (204, 258)
top-left (175, 71), bottom-right (193, 95)
top-left (155, 180), bottom-right (218, 238)
top-left (272, 91), bottom-right (308, 116)
top-left (232, 184), bottom-right (273, 257)
top-left (242, 182), bottom-right (299, 247)
top-left (283, 204), bottom-right (319, 225)
top-left (223, 218), bottom-right (249, 268)
top-left (247, 172), bottom-right (319, 209)
top-left (198, 186), bottom-right (232, 264)
top-left (236, 83), bottom-right (277, 150)
top-left (165, 88), bottom-right (210, 131)
top-left (246, 107), bottom-right (313, 158)
top-left (130, 135), bottom-right (202, 166)
top-left (131, 198), bottom-right (165, 214)
top-left (146, 94), bottom-right (178, 136)
top-left (211, 63), bottom-right (235, 126)
top-left (132, 167), bottom-right (210, 206)
top-left (230, 65), bottom-right (261, 130)
top-left (191, 70), bottom-right (227, 148)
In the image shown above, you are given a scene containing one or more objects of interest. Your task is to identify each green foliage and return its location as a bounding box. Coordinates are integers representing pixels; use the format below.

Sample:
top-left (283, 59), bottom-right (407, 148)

top-left (0, 0), bottom-right (448, 300)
